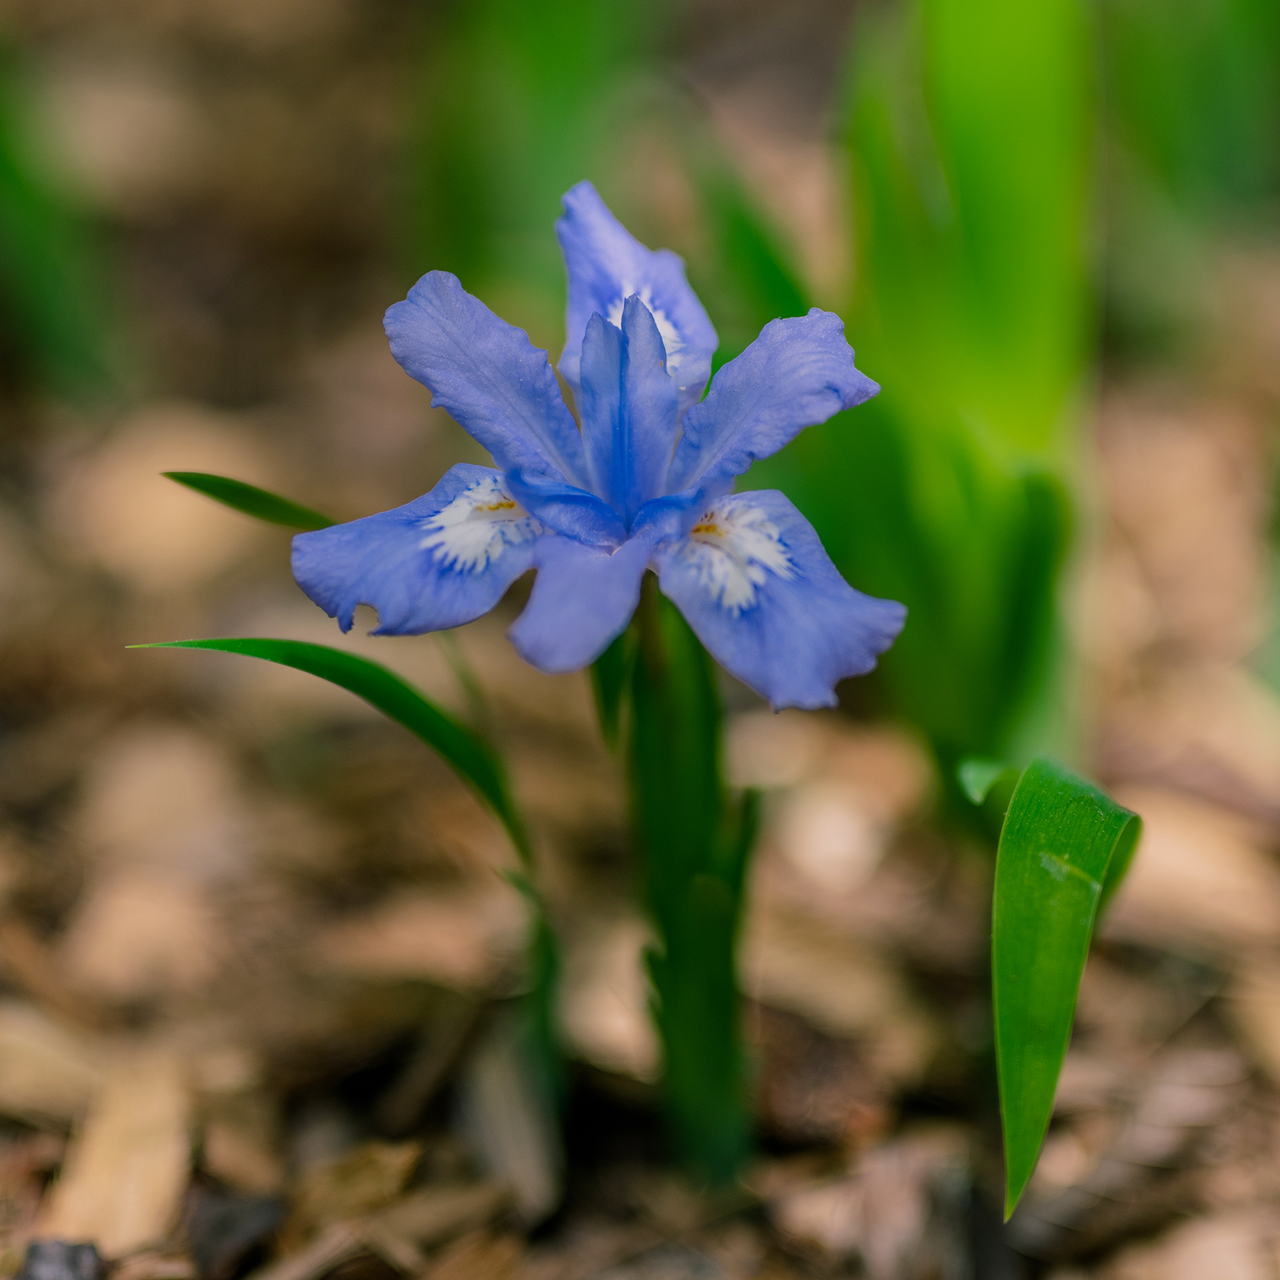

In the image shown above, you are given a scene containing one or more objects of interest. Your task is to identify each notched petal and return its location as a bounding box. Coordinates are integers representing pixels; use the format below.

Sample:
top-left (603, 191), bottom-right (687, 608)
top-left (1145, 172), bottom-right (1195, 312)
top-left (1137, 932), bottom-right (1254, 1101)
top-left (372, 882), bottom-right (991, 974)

top-left (666, 308), bottom-right (879, 494)
top-left (385, 271), bottom-right (586, 486)
top-left (654, 489), bottom-right (904, 709)
top-left (291, 464), bottom-right (542, 635)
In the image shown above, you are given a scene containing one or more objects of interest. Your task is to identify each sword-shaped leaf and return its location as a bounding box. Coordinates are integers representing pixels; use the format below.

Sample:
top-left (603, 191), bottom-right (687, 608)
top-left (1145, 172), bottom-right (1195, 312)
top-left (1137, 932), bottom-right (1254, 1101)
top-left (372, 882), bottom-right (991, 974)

top-left (163, 472), bottom-right (335, 531)
top-left (994, 757), bottom-right (1141, 1219)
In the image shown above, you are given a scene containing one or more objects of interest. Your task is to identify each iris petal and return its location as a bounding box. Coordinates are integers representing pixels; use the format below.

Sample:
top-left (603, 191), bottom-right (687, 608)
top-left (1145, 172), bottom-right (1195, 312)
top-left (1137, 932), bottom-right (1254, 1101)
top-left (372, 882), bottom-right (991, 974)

top-left (578, 298), bottom-right (680, 523)
top-left (557, 181), bottom-right (717, 418)
top-left (292, 464), bottom-right (541, 635)
top-left (385, 272), bottom-right (587, 486)
top-left (666, 308), bottom-right (879, 494)
top-left (619, 296), bottom-right (680, 521)
top-left (508, 534), bottom-right (652, 673)
top-left (653, 489), bottom-right (905, 709)
top-left (577, 312), bottom-right (623, 508)
top-left (503, 469), bottom-right (627, 548)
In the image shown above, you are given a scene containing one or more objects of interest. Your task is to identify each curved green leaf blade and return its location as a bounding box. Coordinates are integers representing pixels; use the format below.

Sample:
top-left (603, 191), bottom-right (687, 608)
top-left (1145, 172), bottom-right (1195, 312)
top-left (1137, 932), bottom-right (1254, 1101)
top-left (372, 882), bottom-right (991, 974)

top-left (994, 757), bottom-right (1142, 1219)
top-left (130, 637), bottom-right (529, 862)
top-left (163, 472), bottom-right (335, 531)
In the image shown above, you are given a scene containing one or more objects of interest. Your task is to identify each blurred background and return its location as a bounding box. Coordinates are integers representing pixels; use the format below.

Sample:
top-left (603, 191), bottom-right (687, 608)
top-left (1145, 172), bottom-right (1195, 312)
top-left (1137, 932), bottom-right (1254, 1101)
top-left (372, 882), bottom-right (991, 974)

top-left (0, 0), bottom-right (1278, 1276)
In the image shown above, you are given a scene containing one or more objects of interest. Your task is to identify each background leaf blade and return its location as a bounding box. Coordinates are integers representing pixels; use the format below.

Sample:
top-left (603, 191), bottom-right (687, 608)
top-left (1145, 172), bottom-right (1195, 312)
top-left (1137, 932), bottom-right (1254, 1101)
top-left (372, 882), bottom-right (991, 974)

top-left (0, 44), bottom-right (117, 397)
top-left (993, 757), bottom-right (1142, 1217)
top-left (163, 472), bottom-right (335, 531)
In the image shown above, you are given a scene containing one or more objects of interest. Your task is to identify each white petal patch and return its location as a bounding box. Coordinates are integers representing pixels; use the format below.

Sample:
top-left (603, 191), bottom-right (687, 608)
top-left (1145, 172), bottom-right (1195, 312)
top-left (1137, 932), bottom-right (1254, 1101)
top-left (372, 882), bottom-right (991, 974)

top-left (606, 288), bottom-right (687, 387)
top-left (677, 495), bottom-right (793, 613)
top-left (420, 474), bottom-right (543, 573)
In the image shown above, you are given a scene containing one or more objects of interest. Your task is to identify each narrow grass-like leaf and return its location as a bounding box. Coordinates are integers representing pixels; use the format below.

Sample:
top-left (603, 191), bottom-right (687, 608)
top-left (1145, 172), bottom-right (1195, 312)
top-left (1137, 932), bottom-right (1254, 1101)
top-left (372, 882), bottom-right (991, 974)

top-left (163, 472), bottom-right (335, 531)
top-left (130, 638), bottom-right (529, 863)
top-left (436, 630), bottom-right (492, 739)
top-left (590, 630), bottom-right (633, 752)
top-left (993, 757), bottom-right (1142, 1218)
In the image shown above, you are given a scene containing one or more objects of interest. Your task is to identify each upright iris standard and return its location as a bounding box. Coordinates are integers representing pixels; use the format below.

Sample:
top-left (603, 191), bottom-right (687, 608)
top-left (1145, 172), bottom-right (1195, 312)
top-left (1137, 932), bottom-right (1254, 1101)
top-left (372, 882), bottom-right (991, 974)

top-left (293, 183), bottom-right (904, 1179)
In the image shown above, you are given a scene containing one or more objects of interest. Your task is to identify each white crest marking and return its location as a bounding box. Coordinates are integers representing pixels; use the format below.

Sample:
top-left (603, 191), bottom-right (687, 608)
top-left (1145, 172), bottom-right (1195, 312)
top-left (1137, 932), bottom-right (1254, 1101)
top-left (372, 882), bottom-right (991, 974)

top-left (678, 496), bottom-right (793, 613)
top-left (607, 288), bottom-right (687, 386)
top-left (420, 474), bottom-right (542, 573)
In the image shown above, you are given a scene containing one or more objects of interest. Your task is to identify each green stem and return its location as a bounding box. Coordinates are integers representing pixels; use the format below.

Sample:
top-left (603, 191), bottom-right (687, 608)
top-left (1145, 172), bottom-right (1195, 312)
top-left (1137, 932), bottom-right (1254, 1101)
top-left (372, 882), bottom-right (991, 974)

top-left (626, 574), bottom-right (756, 1184)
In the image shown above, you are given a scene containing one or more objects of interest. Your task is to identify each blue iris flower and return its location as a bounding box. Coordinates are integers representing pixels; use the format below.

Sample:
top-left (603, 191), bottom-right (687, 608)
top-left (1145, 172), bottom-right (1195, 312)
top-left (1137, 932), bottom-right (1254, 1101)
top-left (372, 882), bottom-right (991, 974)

top-left (292, 182), bottom-right (905, 710)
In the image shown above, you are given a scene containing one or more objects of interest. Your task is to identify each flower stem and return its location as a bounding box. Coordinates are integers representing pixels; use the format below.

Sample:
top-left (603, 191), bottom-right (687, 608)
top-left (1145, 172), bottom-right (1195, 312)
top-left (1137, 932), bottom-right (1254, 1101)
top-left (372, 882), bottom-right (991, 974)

top-left (626, 573), bottom-right (757, 1184)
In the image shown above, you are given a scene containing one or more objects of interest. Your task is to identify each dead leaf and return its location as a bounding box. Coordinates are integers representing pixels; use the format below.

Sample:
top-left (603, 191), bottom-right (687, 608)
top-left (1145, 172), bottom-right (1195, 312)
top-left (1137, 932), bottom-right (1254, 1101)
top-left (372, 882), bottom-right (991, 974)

top-left (1224, 957), bottom-right (1280, 1087)
top-left (741, 905), bottom-right (939, 1086)
top-left (39, 1044), bottom-right (191, 1256)
top-left (0, 1002), bottom-right (105, 1129)
top-left (1099, 1210), bottom-right (1277, 1280)
top-left (422, 1230), bottom-right (523, 1280)
top-left (291, 1142), bottom-right (421, 1234)
top-left (60, 872), bottom-right (221, 1003)
top-left (457, 1017), bottom-right (562, 1226)
top-left (47, 405), bottom-right (270, 594)
top-left (556, 912), bottom-right (658, 1083)
top-left (1101, 786), bottom-right (1280, 956)
top-left (768, 1127), bottom-right (969, 1278)
top-left (310, 888), bottom-right (524, 992)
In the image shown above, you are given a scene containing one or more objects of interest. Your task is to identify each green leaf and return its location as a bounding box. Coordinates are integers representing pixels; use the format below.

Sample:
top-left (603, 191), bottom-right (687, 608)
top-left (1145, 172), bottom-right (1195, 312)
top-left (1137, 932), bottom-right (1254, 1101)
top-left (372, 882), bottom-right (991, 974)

top-left (590, 630), bottom-right (633, 751)
top-left (751, 0), bottom-right (1088, 775)
top-left (1108, 0), bottom-right (1280, 222)
top-left (993, 757), bottom-right (1142, 1218)
top-left (682, 153), bottom-right (810, 368)
top-left (0, 45), bottom-right (116, 396)
top-left (130, 637), bottom-right (529, 863)
top-left (629, 580), bottom-right (753, 1184)
top-left (409, 0), bottom-right (660, 312)
top-left (958, 757), bottom-right (1020, 804)
top-left (163, 473), bottom-right (335, 531)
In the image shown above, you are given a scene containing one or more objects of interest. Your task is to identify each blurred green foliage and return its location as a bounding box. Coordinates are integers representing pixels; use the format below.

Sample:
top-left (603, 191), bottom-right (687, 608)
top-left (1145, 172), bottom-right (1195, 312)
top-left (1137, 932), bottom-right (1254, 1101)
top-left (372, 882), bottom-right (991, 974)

top-left (404, 0), bottom-right (1278, 795)
top-left (1102, 0), bottom-right (1280, 359)
top-left (1107, 0), bottom-right (1280, 223)
top-left (754, 0), bottom-right (1090, 783)
top-left (0, 47), bottom-right (114, 398)
top-left (406, 0), bottom-right (804, 360)
top-left (408, 0), bottom-right (658, 323)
